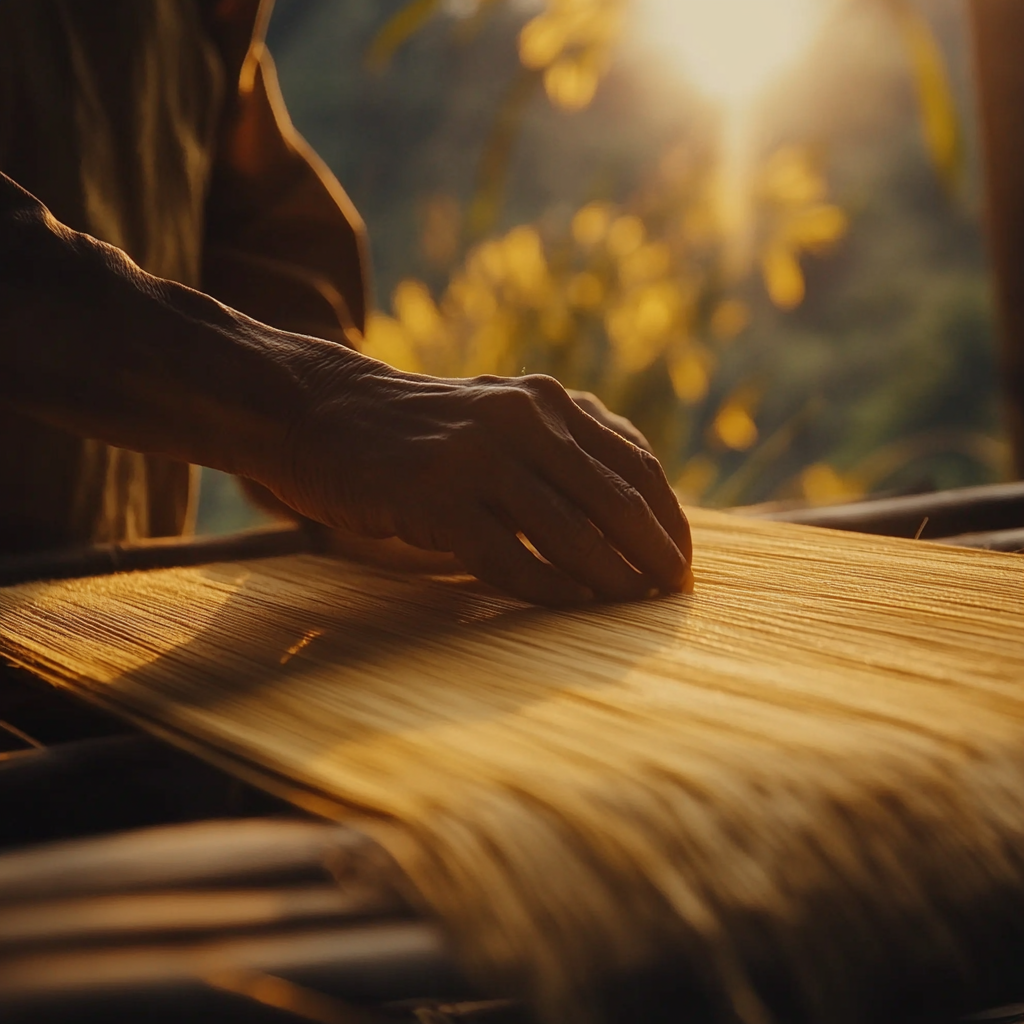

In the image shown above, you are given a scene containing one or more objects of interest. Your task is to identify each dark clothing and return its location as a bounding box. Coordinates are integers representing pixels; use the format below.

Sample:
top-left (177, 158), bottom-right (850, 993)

top-left (0, 0), bottom-right (368, 553)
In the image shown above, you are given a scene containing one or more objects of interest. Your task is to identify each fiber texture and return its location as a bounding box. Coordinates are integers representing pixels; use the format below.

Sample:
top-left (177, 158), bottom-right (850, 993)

top-left (1, 509), bottom-right (1023, 1022)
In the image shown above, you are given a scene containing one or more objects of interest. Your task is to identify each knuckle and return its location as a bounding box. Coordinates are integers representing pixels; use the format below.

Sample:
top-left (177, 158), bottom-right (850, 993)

top-left (522, 373), bottom-right (566, 403)
top-left (635, 447), bottom-right (666, 484)
top-left (481, 384), bottom-right (535, 418)
top-left (468, 376), bottom-right (574, 434)
top-left (474, 374), bottom-right (504, 385)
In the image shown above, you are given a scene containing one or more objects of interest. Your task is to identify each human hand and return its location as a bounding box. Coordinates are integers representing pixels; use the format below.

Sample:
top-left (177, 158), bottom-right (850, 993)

top-left (271, 357), bottom-right (692, 606)
top-left (566, 390), bottom-right (653, 453)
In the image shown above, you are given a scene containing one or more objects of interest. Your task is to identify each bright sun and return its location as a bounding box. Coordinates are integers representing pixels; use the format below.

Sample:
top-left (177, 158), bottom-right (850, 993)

top-left (636, 0), bottom-right (830, 105)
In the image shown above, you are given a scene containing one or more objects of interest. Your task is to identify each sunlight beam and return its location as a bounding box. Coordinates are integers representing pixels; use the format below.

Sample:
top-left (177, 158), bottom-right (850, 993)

top-left (637, 0), bottom-right (830, 106)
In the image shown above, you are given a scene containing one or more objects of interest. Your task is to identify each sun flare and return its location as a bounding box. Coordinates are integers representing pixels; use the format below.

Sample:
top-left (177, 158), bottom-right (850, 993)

top-left (637, 0), bottom-right (830, 105)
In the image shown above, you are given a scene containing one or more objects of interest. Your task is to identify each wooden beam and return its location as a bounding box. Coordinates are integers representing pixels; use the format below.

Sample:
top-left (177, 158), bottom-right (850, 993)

top-left (0, 524), bottom-right (310, 588)
top-left (969, 0), bottom-right (1024, 476)
top-left (750, 480), bottom-right (1024, 538)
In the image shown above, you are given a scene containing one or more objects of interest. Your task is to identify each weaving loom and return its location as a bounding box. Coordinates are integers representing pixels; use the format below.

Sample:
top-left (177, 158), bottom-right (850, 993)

top-left (0, 507), bottom-right (1023, 1023)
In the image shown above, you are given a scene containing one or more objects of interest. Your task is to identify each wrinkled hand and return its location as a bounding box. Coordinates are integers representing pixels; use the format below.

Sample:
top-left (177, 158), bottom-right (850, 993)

top-left (273, 359), bottom-right (692, 606)
top-left (567, 390), bottom-right (653, 454)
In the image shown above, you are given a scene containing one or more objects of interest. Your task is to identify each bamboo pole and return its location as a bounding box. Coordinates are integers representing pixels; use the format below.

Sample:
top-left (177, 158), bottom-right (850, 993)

top-left (751, 480), bottom-right (1024, 538)
top-left (0, 524), bottom-right (310, 588)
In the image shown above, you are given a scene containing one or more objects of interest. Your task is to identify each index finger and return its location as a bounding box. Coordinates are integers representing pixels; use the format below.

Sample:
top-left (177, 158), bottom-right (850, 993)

top-left (527, 432), bottom-right (688, 593)
top-left (565, 408), bottom-right (693, 567)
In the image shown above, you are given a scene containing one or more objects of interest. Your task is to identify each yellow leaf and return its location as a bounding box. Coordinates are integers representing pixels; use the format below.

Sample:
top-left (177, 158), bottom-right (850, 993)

top-left (668, 348), bottom-right (710, 404)
top-left (760, 146), bottom-right (825, 206)
top-left (466, 315), bottom-right (514, 376)
top-left (888, 0), bottom-right (962, 192)
top-left (606, 214), bottom-right (645, 258)
top-left (633, 283), bottom-right (678, 339)
top-left (713, 403), bottom-right (758, 451)
top-left (502, 226), bottom-right (548, 299)
top-left (604, 303), bottom-right (633, 350)
top-left (519, 13), bottom-right (567, 69)
top-left (572, 203), bottom-right (613, 247)
top-left (710, 299), bottom-right (750, 340)
top-left (800, 463), bottom-right (860, 506)
top-left (761, 244), bottom-right (805, 310)
top-left (675, 455), bottom-right (718, 502)
top-left (363, 313), bottom-right (423, 373)
top-left (785, 204), bottom-right (848, 253)
top-left (470, 240), bottom-right (507, 283)
top-left (618, 242), bottom-right (672, 286)
top-left (445, 272), bottom-right (497, 323)
top-left (420, 193), bottom-right (461, 267)
top-left (581, 7), bottom-right (620, 47)
top-left (393, 279), bottom-right (442, 342)
top-left (566, 271), bottom-right (604, 308)
top-left (604, 302), bottom-right (665, 374)
top-left (563, 4), bottom-right (624, 52)
top-left (682, 201), bottom-right (718, 248)
top-left (540, 304), bottom-right (572, 341)
top-left (544, 57), bottom-right (599, 111)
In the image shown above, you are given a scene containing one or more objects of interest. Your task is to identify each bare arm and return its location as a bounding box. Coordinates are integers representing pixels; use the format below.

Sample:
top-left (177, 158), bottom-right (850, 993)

top-left (0, 172), bottom-right (311, 481)
top-left (0, 174), bottom-right (691, 605)
top-left (198, 10), bottom-right (370, 522)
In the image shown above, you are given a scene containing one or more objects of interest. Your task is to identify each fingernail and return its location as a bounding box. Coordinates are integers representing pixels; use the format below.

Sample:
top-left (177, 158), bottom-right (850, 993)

top-left (682, 566), bottom-right (695, 594)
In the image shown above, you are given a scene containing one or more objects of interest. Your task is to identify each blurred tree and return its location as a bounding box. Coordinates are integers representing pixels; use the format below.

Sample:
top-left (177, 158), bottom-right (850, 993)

top-left (364, 140), bottom-right (849, 505)
top-left (196, 0), bottom-right (1006, 534)
top-left (360, 0), bottom-right (983, 504)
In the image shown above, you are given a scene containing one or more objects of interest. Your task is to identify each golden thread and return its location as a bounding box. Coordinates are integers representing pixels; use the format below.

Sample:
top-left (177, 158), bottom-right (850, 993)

top-left (1, 509), bottom-right (1022, 1022)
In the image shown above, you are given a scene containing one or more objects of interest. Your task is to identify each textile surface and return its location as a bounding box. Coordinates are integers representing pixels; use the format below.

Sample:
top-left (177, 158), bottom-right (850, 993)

top-left (1, 510), bottom-right (1023, 1022)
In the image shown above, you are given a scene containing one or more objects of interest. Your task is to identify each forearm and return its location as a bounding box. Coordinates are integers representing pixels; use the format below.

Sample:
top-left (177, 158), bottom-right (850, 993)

top-left (0, 174), bottom-right (358, 485)
top-left (0, 176), bottom-right (692, 606)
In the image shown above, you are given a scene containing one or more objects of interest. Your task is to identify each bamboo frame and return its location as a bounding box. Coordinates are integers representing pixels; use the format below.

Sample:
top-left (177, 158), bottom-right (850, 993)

top-left (0, 483), bottom-right (1020, 593)
top-left (0, 524), bottom-right (311, 588)
top-left (753, 480), bottom-right (1024, 542)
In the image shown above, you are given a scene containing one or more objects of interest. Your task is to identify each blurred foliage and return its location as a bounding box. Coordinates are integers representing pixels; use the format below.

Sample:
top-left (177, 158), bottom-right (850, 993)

top-left (880, 0), bottom-right (964, 194)
top-left (197, 0), bottom-right (1008, 533)
top-left (365, 142), bottom-right (850, 503)
top-left (517, 0), bottom-right (625, 111)
top-left (365, 0), bottom-right (445, 72)
top-left (358, 0), bottom-right (996, 507)
top-left (373, 0), bottom-right (967, 183)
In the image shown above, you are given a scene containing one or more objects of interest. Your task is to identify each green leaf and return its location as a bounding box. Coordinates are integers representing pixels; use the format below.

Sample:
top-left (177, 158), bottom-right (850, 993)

top-left (883, 0), bottom-right (964, 195)
top-left (365, 0), bottom-right (444, 72)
